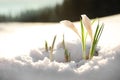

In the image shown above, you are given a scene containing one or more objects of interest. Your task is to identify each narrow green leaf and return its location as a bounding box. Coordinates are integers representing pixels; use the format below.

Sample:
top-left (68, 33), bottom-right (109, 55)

top-left (45, 40), bottom-right (48, 52)
top-left (96, 24), bottom-right (104, 41)
top-left (94, 22), bottom-right (100, 40)
top-left (62, 34), bottom-right (65, 49)
top-left (91, 18), bottom-right (97, 25)
top-left (51, 35), bottom-right (57, 51)
top-left (62, 34), bottom-right (71, 62)
top-left (89, 23), bottom-right (104, 59)
top-left (50, 35), bottom-right (57, 61)
top-left (64, 49), bottom-right (70, 62)
top-left (80, 20), bottom-right (86, 59)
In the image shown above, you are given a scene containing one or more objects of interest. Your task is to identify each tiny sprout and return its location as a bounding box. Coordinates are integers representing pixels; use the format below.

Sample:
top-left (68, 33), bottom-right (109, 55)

top-left (49, 35), bottom-right (57, 61)
top-left (45, 35), bottom-right (57, 61)
top-left (62, 35), bottom-right (71, 62)
top-left (45, 40), bottom-right (48, 52)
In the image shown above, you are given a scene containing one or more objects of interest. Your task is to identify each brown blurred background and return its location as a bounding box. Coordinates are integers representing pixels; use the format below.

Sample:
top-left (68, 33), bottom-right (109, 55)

top-left (0, 0), bottom-right (120, 22)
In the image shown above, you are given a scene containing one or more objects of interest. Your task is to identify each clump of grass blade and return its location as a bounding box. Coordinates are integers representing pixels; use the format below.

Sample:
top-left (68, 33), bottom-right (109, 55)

top-left (44, 35), bottom-right (57, 61)
top-left (89, 23), bottom-right (104, 59)
top-left (62, 35), bottom-right (71, 62)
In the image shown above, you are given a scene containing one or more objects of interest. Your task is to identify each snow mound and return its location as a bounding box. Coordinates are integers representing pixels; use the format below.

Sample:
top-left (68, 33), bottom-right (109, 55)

top-left (0, 47), bottom-right (120, 80)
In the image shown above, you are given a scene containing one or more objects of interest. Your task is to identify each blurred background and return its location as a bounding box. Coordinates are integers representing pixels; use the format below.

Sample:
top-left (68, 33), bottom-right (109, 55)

top-left (0, 0), bottom-right (120, 22)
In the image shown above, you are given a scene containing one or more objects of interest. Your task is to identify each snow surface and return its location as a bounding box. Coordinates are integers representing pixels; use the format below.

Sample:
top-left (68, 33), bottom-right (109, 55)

top-left (0, 14), bottom-right (120, 80)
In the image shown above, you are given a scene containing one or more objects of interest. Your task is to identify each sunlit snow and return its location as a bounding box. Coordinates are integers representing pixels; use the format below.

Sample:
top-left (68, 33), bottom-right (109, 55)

top-left (0, 14), bottom-right (120, 80)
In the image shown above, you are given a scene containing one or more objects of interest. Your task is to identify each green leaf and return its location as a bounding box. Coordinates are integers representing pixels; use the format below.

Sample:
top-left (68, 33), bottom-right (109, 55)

top-left (51, 35), bottom-right (57, 51)
top-left (91, 18), bottom-right (97, 25)
top-left (64, 48), bottom-right (70, 62)
top-left (45, 40), bottom-right (48, 52)
top-left (62, 34), bottom-right (65, 49)
top-left (50, 35), bottom-right (57, 61)
top-left (89, 23), bottom-right (104, 59)
top-left (80, 20), bottom-right (87, 59)
top-left (62, 34), bottom-right (71, 62)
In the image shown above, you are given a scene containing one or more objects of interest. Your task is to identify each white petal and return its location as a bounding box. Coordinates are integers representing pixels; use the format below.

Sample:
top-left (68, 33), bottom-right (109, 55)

top-left (60, 20), bottom-right (81, 39)
top-left (81, 14), bottom-right (93, 41)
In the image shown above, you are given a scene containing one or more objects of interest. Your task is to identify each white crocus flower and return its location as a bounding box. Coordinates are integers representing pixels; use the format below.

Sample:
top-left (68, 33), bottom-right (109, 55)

top-left (60, 20), bottom-right (81, 39)
top-left (60, 15), bottom-right (104, 60)
top-left (81, 14), bottom-right (93, 41)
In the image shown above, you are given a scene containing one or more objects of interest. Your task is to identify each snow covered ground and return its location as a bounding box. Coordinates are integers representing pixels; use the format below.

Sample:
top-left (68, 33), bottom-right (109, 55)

top-left (0, 14), bottom-right (120, 80)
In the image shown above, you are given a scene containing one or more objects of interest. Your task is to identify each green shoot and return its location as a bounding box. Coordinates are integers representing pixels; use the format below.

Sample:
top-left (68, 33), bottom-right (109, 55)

top-left (64, 48), bottom-right (71, 62)
top-left (49, 35), bottom-right (57, 61)
top-left (51, 35), bottom-right (57, 53)
top-left (45, 40), bottom-right (48, 52)
top-left (45, 35), bottom-right (57, 61)
top-left (80, 20), bottom-right (87, 59)
top-left (89, 23), bottom-right (104, 59)
top-left (62, 35), bottom-right (71, 62)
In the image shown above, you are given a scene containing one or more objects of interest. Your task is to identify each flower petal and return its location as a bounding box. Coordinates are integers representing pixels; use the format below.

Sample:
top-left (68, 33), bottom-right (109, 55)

top-left (60, 20), bottom-right (81, 39)
top-left (81, 14), bottom-right (93, 41)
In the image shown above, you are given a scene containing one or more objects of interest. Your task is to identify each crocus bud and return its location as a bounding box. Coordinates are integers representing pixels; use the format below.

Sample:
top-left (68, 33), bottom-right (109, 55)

top-left (60, 20), bottom-right (81, 39)
top-left (81, 14), bottom-right (93, 41)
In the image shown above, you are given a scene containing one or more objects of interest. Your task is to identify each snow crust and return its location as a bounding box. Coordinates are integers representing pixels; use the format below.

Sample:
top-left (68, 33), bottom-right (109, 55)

top-left (0, 14), bottom-right (120, 80)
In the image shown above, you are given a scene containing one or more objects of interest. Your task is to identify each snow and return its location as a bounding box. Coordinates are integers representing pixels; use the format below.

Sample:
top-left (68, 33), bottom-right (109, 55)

top-left (0, 14), bottom-right (120, 80)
